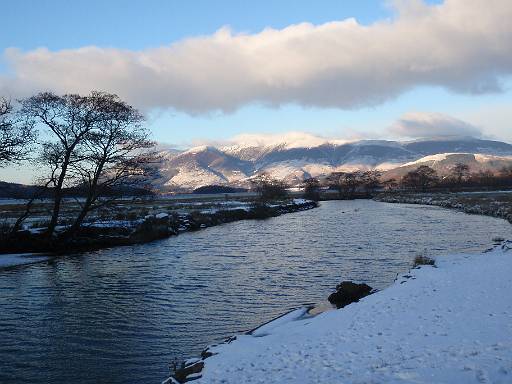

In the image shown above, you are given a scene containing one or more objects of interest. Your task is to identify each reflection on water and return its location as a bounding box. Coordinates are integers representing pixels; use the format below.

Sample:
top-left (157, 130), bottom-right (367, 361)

top-left (0, 200), bottom-right (511, 384)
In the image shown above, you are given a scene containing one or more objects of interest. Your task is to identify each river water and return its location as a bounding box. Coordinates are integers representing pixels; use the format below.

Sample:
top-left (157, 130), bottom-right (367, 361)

top-left (1, 200), bottom-right (511, 384)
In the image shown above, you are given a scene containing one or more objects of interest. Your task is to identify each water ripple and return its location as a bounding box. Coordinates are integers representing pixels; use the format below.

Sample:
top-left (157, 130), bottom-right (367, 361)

top-left (0, 200), bottom-right (511, 384)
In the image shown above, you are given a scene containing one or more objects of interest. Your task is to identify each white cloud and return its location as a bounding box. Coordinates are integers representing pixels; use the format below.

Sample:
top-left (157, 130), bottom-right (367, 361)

top-left (1, 0), bottom-right (512, 113)
top-left (389, 112), bottom-right (482, 138)
top-left (461, 102), bottom-right (512, 143)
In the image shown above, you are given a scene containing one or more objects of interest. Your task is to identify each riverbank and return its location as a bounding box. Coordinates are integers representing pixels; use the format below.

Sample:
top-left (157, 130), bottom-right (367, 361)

top-left (375, 191), bottom-right (512, 224)
top-left (0, 198), bottom-right (318, 260)
top-left (169, 241), bottom-right (512, 384)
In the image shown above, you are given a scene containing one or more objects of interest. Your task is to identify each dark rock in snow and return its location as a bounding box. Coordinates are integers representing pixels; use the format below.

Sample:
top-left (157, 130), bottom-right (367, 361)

top-left (328, 281), bottom-right (374, 309)
top-left (173, 361), bottom-right (204, 383)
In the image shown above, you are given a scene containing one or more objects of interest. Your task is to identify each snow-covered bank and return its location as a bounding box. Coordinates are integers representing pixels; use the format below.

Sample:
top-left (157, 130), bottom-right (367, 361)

top-left (376, 192), bottom-right (512, 224)
top-left (183, 243), bottom-right (512, 384)
top-left (1, 199), bottom-right (318, 259)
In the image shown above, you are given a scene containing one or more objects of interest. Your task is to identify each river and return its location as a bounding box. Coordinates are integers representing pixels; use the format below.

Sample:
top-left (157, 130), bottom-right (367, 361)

top-left (1, 200), bottom-right (511, 384)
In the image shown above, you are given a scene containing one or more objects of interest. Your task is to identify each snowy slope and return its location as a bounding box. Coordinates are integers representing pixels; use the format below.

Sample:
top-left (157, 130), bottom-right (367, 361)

top-left (194, 243), bottom-right (512, 384)
top-left (385, 153), bottom-right (512, 179)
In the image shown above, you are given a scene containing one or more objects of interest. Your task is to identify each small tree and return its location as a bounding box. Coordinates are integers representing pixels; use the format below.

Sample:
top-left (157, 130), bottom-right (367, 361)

top-left (451, 163), bottom-right (470, 185)
top-left (327, 171), bottom-right (365, 198)
top-left (327, 172), bottom-right (346, 197)
top-left (251, 173), bottom-right (288, 201)
top-left (500, 166), bottom-right (512, 179)
top-left (401, 165), bottom-right (438, 192)
top-left (472, 170), bottom-right (494, 187)
top-left (361, 170), bottom-right (382, 194)
top-left (303, 177), bottom-right (320, 201)
top-left (382, 178), bottom-right (398, 191)
top-left (0, 97), bottom-right (35, 166)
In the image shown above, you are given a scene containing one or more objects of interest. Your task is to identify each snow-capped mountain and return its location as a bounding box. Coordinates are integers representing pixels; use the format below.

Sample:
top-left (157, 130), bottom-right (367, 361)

top-left (155, 137), bottom-right (512, 191)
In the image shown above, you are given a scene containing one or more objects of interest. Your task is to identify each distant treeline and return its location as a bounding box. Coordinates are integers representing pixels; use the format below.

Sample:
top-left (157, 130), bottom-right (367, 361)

top-left (192, 185), bottom-right (248, 194)
top-left (0, 181), bottom-right (155, 200)
top-left (386, 164), bottom-right (512, 192)
top-left (305, 164), bottom-right (512, 199)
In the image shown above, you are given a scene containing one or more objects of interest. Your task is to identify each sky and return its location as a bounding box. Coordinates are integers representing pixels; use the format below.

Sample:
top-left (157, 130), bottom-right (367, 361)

top-left (1, 0), bottom-right (512, 183)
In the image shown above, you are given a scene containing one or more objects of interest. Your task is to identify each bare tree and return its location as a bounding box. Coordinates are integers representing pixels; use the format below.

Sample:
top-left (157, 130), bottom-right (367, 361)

top-left (500, 166), bottom-right (512, 179)
top-left (361, 170), bottom-right (382, 194)
top-left (65, 94), bottom-right (156, 236)
top-left (401, 165), bottom-right (438, 192)
top-left (0, 97), bottom-right (35, 166)
top-left (327, 172), bottom-right (346, 196)
top-left (327, 171), bottom-right (366, 198)
top-left (451, 163), bottom-right (470, 185)
top-left (382, 178), bottom-right (398, 191)
top-left (303, 177), bottom-right (320, 201)
top-left (251, 173), bottom-right (288, 201)
top-left (472, 170), bottom-right (494, 187)
top-left (20, 91), bottom-right (125, 236)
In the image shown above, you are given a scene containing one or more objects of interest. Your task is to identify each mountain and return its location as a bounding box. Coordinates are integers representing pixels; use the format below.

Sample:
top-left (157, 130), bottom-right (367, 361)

top-left (155, 137), bottom-right (512, 191)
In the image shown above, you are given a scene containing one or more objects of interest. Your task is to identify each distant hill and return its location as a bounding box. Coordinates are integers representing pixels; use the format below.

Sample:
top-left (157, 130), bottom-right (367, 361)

top-left (0, 181), bottom-right (154, 199)
top-left (0, 181), bottom-right (50, 199)
top-left (193, 185), bottom-right (248, 194)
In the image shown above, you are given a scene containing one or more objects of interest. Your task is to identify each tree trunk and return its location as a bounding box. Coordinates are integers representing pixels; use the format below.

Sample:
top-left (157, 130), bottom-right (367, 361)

top-left (66, 197), bottom-right (92, 238)
top-left (66, 160), bottom-right (106, 238)
top-left (46, 152), bottom-right (71, 237)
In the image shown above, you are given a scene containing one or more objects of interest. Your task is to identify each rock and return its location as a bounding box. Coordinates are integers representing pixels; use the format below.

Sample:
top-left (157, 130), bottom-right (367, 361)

top-left (173, 361), bottom-right (204, 383)
top-left (328, 281), bottom-right (374, 309)
top-left (200, 349), bottom-right (214, 359)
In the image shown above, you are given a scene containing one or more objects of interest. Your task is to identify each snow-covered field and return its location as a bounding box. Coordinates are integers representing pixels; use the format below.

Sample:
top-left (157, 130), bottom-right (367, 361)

top-left (189, 243), bottom-right (512, 384)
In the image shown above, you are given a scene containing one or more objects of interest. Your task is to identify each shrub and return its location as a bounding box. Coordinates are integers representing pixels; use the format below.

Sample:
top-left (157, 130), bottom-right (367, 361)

top-left (303, 177), bottom-right (320, 201)
top-left (250, 174), bottom-right (288, 202)
top-left (413, 255), bottom-right (436, 267)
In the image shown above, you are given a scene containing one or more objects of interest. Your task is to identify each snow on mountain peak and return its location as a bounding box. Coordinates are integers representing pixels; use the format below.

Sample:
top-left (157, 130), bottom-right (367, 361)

top-left (154, 137), bottom-right (512, 191)
top-left (221, 132), bottom-right (350, 151)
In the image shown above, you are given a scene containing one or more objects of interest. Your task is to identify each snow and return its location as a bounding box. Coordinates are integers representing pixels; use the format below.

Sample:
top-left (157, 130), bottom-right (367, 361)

top-left (250, 307), bottom-right (311, 337)
top-left (401, 152), bottom-right (512, 168)
top-left (401, 153), bottom-right (454, 166)
top-left (194, 244), bottom-right (512, 384)
top-left (82, 220), bottom-right (141, 228)
top-left (182, 145), bottom-right (211, 155)
top-left (475, 154), bottom-right (512, 162)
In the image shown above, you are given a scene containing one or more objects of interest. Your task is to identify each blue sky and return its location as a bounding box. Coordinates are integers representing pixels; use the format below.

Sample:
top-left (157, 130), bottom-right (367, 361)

top-left (2, 1), bottom-right (392, 51)
top-left (1, 0), bottom-right (511, 182)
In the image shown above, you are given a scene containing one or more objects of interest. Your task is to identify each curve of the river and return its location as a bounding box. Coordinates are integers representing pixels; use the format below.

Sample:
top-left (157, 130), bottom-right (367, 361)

top-left (1, 200), bottom-right (511, 384)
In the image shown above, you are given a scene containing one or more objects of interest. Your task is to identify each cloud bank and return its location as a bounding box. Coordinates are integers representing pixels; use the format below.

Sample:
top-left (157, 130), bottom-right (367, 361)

top-left (1, 0), bottom-right (512, 113)
top-left (389, 112), bottom-right (482, 138)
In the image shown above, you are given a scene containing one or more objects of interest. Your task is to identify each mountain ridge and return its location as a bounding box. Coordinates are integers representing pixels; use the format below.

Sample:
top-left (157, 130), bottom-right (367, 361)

top-left (154, 137), bottom-right (512, 191)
